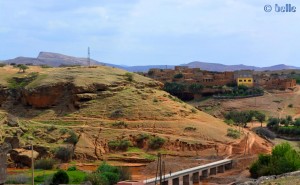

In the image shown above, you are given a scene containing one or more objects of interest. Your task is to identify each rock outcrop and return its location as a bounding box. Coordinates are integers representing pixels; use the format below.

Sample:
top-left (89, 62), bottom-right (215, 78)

top-left (10, 148), bottom-right (39, 167)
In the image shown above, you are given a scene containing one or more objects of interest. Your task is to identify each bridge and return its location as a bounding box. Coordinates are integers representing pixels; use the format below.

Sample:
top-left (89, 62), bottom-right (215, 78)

top-left (143, 159), bottom-right (233, 185)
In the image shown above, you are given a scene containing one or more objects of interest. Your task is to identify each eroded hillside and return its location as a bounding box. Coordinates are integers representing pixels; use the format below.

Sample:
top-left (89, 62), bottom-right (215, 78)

top-left (0, 66), bottom-right (271, 166)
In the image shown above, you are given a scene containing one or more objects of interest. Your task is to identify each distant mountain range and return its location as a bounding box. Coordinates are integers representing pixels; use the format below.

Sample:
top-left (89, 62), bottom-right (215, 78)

top-left (2, 52), bottom-right (300, 72)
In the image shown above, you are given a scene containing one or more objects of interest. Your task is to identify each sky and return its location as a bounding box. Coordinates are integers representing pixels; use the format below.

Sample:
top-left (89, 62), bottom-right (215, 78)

top-left (0, 0), bottom-right (300, 67)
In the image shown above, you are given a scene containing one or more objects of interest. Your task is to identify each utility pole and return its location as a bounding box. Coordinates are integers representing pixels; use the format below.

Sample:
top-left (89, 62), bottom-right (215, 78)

top-left (87, 47), bottom-right (91, 67)
top-left (31, 141), bottom-right (34, 185)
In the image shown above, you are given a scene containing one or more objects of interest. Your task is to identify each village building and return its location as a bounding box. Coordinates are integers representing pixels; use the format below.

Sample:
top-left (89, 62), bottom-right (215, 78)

top-left (234, 70), bottom-right (254, 87)
top-left (146, 66), bottom-right (297, 92)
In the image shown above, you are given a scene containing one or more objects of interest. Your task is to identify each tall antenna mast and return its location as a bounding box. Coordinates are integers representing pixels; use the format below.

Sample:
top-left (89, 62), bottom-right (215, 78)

top-left (87, 47), bottom-right (91, 67)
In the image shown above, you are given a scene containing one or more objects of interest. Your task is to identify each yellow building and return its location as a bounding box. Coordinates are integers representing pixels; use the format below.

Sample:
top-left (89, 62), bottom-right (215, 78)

top-left (237, 77), bottom-right (254, 87)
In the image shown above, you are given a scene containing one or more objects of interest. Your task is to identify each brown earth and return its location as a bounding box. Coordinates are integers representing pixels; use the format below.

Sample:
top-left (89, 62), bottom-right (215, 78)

top-left (0, 66), bottom-right (274, 185)
top-left (191, 86), bottom-right (300, 119)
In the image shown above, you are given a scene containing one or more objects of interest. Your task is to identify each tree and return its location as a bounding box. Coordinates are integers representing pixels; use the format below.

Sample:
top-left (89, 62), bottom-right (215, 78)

top-left (295, 119), bottom-right (300, 127)
top-left (188, 84), bottom-right (204, 94)
top-left (173, 73), bottom-right (183, 79)
top-left (51, 170), bottom-right (69, 185)
top-left (267, 117), bottom-right (280, 128)
top-left (163, 82), bottom-right (186, 95)
top-left (249, 143), bottom-right (300, 178)
top-left (17, 64), bottom-right (29, 73)
top-left (124, 72), bottom-right (133, 82)
top-left (256, 112), bottom-right (266, 127)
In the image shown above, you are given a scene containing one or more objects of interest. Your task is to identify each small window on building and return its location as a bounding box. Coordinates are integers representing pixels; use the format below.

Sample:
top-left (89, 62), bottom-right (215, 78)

top-left (244, 80), bottom-right (247, 82)
top-left (239, 80), bottom-right (242, 82)
top-left (248, 80), bottom-right (252, 82)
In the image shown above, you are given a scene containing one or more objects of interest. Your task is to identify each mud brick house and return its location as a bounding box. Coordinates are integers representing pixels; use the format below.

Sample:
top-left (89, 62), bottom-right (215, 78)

top-left (146, 67), bottom-right (297, 91)
top-left (147, 66), bottom-right (235, 87)
top-left (253, 74), bottom-right (297, 90)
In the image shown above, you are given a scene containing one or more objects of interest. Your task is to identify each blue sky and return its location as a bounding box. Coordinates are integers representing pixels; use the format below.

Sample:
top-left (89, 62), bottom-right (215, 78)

top-left (0, 0), bottom-right (299, 66)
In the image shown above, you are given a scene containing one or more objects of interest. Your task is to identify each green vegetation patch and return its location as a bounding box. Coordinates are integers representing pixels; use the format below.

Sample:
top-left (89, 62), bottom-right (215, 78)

top-left (250, 143), bottom-right (300, 178)
top-left (7, 72), bottom-right (39, 89)
top-left (226, 128), bottom-right (240, 139)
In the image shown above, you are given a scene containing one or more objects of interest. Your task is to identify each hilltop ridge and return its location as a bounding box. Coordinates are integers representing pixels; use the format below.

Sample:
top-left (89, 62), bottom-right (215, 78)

top-left (2, 52), bottom-right (299, 72)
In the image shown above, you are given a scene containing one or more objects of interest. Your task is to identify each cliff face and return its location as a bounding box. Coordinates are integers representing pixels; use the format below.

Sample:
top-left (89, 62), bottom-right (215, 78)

top-left (0, 86), bottom-right (9, 105)
top-left (21, 83), bottom-right (69, 108)
top-left (0, 66), bottom-right (163, 112)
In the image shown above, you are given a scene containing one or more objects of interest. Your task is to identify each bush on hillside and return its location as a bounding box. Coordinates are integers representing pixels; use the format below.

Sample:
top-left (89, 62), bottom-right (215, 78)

top-left (112, 121), bottom-right (127, 128)
top-left (34, 158), bottom-right (55, 170)
top-left (226, 128), bottom-right (241, 139)
top-left (96, 162), bottom-right (131, 185)
top-left (249, 143), bottom-right (300, 178)
top-left (85, 173), bottom-right (109, 185)
top-left (51, 170), bottom-right (69, 185)
top-left (67, 166), bottom-right (77, 171)
top-left (108, 140), bottom-right (131, 151)
top-left (135, 133), bottom-right (149, 147)
top-left (149, 136), bottom-right (165, 149)
top-left (184, 127), bottom-right (197, 132)
top-left (55, 145), bottom-right (73, 162)
top-left (173, 73), bottom-right (183, 79)
top-left (124, 72), bottom-right (134, 82)
top-left (65, 130), bottom-right (79, 145)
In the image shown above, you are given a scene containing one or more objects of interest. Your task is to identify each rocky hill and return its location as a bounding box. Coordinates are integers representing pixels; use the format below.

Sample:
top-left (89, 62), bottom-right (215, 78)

top-left (3, 52), bottom-right (120, 67)
top-left (2, 52), bottom-right (299, 72)
top-left (1, 65), bottom-right (266, 167)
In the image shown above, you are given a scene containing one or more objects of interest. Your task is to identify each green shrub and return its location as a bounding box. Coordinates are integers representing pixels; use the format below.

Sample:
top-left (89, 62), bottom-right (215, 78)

top-left (0, 63), bottom-right (6, 67)
top-left (46, 124), bottom-right (57, 132)
top-left (224, 119), bottom-right (235, 126)
top-left (149, 136), bottom-right (165, 149)
top-left (118, 166), bottom-right (131, 181)
top-left (226, 128), bottom-right (240, 139)
top-left (7, 72), bottom-right (39, 89)
top-left (173, 73), bottom-right (183, 79)
top-left (40, 65), bottom-right (52, 68)
top-left (188, 84), bottom-right (204, 94)
top-left (51, 170), bottom-right (69, 185)
top-left (67, 166), bottom-right (77, 171)
top-left (267, 117), bottom-right (280, 128)
top-left (288, 104), bottom-right (294, 108)
top-left (59, 128), bottom-right (69, 134)
top-left (65, 130), bottom-right (79, 144)
top-left (249, 143), bottom-right (300, 178)
top-left (110, 109), bottom-right (124, 118)
top-left (35, 158), bottom-right (55, 170)
top-left (124, 72), bottom-right (134, 82)
top-left (17, 64), bottom-right (29, 73)
top-left (191, 108), bottom-right (197, 113)
top-left (34, 175), bottom-right (47, 183)
top-left (184, 127), bottom-right (196, 132)
top-left (295, 119), bottom-right (300, 127)
top-left (135, 133), bottom-right (149, 148)
top-left (102, 172), bottom-right (119, 185)
top-left (55, 145), bottom-right (73, 162)
top-left (108, 140), bottom-right (131, 151)
top-left (112, 121), bottom-right (127, 128)
top-left (95, 162), bottom-right (131, 185)
top-left (85, 173), bottom-right (109, 185)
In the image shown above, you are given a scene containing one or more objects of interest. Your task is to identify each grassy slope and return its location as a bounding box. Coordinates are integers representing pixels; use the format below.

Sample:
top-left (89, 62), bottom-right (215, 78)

top-left (0, 65), bottom-right (233, 154)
